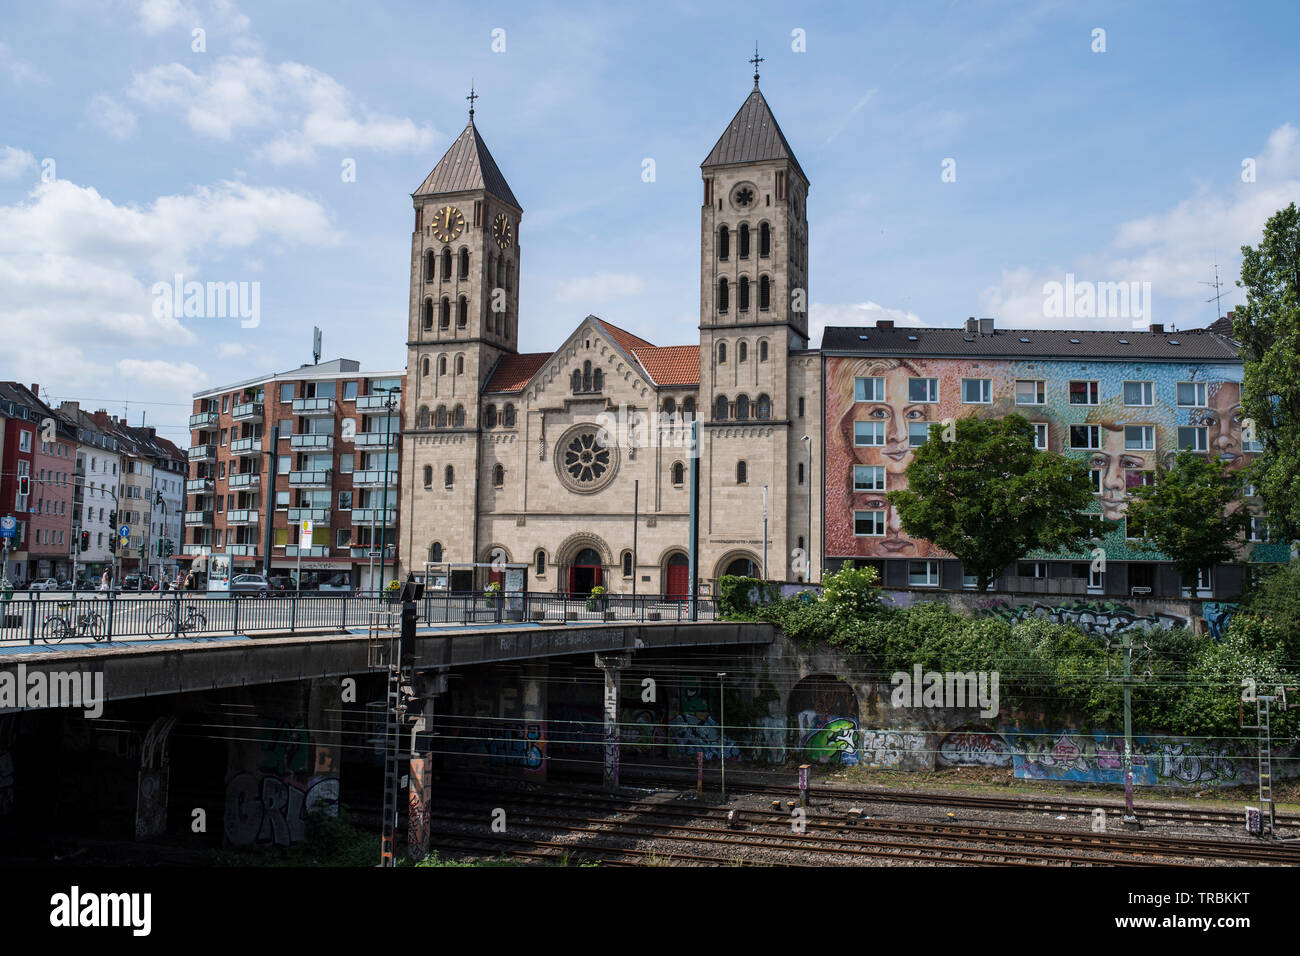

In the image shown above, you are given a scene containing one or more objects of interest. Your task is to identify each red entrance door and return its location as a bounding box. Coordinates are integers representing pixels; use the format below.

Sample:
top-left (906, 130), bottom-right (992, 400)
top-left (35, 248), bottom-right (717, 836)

top-left (665, 555), bottom-right (689, 599)
top-left (567, 548), bottom-right (603, 594)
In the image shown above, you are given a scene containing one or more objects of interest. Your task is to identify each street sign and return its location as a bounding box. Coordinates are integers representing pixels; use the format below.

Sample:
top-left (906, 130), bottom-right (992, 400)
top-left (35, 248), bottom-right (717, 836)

top-left (368, 550), bottom-right (382, 557)
top-left (118, 525), bottom-right (130, 538)
top-left (299, 519), bottom-right (313, 549)
top-left (0, 516), bottom-right (15, 538)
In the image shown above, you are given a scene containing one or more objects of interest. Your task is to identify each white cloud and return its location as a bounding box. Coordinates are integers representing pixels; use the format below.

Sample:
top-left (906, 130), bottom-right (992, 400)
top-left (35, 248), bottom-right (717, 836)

top-left (134, 0), bottom-right (255, 50)
top-left (554, 272), bottom-right (646, 303)
top-left (0, 146), bottom-right (36, 180)
top-left (128, 55), bottom-right (435, 163)
top-left (117, 359), bottom-right (208, 392)
top-left (86, 94), bottom-right (139, 140)
top-left (0, 41), bottom-right (45, 85)
top-left (216, 342), bottom-right (250, 358)
top-left (809, 300), bottom-right (925, 347)
top-left (978, 123), bottom-right (1300, 331)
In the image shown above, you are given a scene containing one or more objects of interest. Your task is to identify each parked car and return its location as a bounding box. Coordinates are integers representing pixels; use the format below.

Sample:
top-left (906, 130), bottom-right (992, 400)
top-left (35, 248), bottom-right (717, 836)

top-left (267, 574), bottom-right (296, 594)
top-left (123, 574), bottom-right (154, 592)
top-left (229, 573), bottom-right (273, 597)
top-left (316, 572), bottom-right (353, 594)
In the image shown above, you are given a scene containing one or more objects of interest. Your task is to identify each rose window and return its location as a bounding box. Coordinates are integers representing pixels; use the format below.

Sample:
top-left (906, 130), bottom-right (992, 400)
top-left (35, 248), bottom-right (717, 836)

top-left (564, 431), bottom-right (611, 483)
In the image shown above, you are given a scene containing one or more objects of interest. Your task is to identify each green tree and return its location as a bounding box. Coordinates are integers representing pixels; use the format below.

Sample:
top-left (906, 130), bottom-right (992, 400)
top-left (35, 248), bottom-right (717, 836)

top-left (1235, 202), bottom-right (1300, 542)
top-left (1124, 449), bottom-right (1250, 582)
top-left (886, 414), bottom-right (1094, 590)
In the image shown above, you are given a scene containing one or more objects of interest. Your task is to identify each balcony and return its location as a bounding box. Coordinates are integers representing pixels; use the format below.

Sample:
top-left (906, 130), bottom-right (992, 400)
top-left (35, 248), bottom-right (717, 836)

top-left (188, 445), bottom-right (216, 461)
top-left (351, 469), bottom-right (398, 488)
top-left (230, 436), bottom-right (263, 456)
top-left (186, 478), bottom-right (214, 494)
top-left (228, 473), bottom-right (260, 489)
top-left (285, 546), bottom-right (329, 557)
top-left (292, 397), bottom-right (335, 416)
top-left (356, 394), bottom-right (398, 411)
top-left (189, 412), bottom-right (217, 428)
top-left (183, 544), bottom-right (211, 556)
top-left (287, 507), bottom-right (330, 524)
top-left (226, 509), bottom-right (259, 525)
top-left (355, 431), bottom-right (399, 448)
top-left (228, 544), bottom-right (258, 557)
top-left (185, 510), bottom-right (213, 525)
top-left (231, 401), bottom-right (263, 421)
top-left (289, 470), bottom-right (333, 488)
top-left (290, 434), bottom-right (333, 451)
top-left (353, 507), bottom-right (396, 526)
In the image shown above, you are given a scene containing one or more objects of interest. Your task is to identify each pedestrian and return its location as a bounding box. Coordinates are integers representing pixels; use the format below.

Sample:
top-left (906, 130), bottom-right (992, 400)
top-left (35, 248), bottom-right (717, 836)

top-left (100, 569), bottom-right (110, 592)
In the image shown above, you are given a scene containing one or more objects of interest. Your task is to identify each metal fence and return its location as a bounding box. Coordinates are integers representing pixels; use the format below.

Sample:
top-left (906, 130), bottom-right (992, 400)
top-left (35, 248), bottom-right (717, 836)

top-left (0, 590), bottom-right (718, 645)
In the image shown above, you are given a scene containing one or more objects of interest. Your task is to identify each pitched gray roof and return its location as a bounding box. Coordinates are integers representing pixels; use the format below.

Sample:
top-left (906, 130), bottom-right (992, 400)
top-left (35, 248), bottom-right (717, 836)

top-left (413, 121), bottom-right (520, 209)
top-left (820, 325), bottom-right (1241, 362)
top-left (701, 87), bottom-right (807, 183)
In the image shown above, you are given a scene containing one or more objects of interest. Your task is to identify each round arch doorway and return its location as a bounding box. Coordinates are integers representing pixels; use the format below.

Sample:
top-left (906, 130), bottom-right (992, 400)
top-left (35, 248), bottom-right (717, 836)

top-left (664, 552), bottom-right (689, 600)
top-left (567, 548), bottom-right (604, 595)
top-left (724, 556), bottom-right (759, 577)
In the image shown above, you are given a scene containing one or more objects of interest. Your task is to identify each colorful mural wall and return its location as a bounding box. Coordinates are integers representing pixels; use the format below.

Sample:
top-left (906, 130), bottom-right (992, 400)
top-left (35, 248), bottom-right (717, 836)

top-left (823, 354), bottom-right (1282, 566)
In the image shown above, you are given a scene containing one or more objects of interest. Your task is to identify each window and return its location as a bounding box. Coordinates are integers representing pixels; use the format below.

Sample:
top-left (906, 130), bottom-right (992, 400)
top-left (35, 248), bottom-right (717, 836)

top-left (718, 225), bottom-right (729, 260)
top-left (759, 275), bottom-right (770, 310)
top-left (683, 396), bottom-right (695, 418)
top-left (453, 405), bottom-right (465, 427)
top-left (221, 395), bottom-right (229, 413)
top-left (435, 405), bottom-right (448, 428)
top-left (622, 552), bottom-right (633, 577)
top-left (493, 464), bottom-right (504, 488)
top-left (438, 355), bottom-right (447, 375)
top-left (422, 299), bottom-right (433, 330)
top-left (338, 490), bottom-right (352, 510)
top-left (1177, 382), bottom-right (1207, 407)
top-left (671, 462), bottom-right (684, 485)
top-left (1123, 381), bottom-right (1153, 406)
top-left (759, 340), bottom-right (768, 361)
top-left (444, 465), bottom-right (454, 486)
top-left (718, 278), bottom-right (729, 312)
top-left (337, 529), bottom-right (352, 548)
top-left (1249, 516), bottom-right (1269, 542)
top-left (735, 395), bottom-right (750, 420)
top-left (1017, 561), bottom-right (1047, 578)
top-left (340, 454), bottom-right (354, 474)
top-left (417, 406), bottom-right (431, 428)
top-left (797, 397), bottom-right (804, 418)
top-left (431, 542), bottom-right (443, 563)
top-left (441, 248), bottom-right (451, 280)
top-left (423, 465), bottom-right (432, 488)
top-left (457, 296), bottom-right (467, 328)
top-left (759, 222), bottom-right (770, 257)
top-left (738, 276), bottom-right (750, 311)
top-left (458, 248), bottom-right (469, 279)
top-left (535, 549), bottom-right (546, 575)
top-left (1126, 514), bottom-right (1148, 540)
top-left (663, 397), bottom-right (677, 418)
top-left (424, 249), bottom-right (436, 281)
top-left (1124, 426), bottom-right (1155, 450)
top-left (439, 298), bottom-right (450, 329)
top-left (736, 460), bottom-right (747, 484)
top-left (1243, 433), bottom-right (1263, 453)
top-left (484, 405), bottom-right (497, 428)
top-left (715, 395), bottom-right (729, 421)
top-left (908, 422), bottom-right (931, 447)
top-left (1070, 425), bottom-right (1101, 449)
top-left (855, 421), bottom-right (885, 446)
top-left (1125, 469), bottom-right (1155, 490)
top-left (1015, 380), bottom-right (1046, 405)
top-left (1033, 423), bottom-right (1049, 450)
top-left (739, 341), bottom-right (748, 362)
top-left (1178, 426), bottom-right (1208, 451)
top-left (280, 383), bottom-right (294, 403)
top-left (1069, 380), bottom-right (1100, 405)
top-left (908, 561), bottom-right (939, 587)
top-left (717, 343), bottom-right (727, 364)
top-left (738, 223), bottom-right (750, 258)
top-left (854, 465), bottom-right (886, 492)
top-left (854, 377), bottom-right (884, 402)
top-left (421, 357), bottom-right (430, 377)
top-left (1089, 469), bottom-right (1103, 494)
top-left (503, 404), bottom-right (516, 427)
top-left (961, 378), bottom-right (991, 404)
top-left (1089, 567), bottom-right (1104, 590)
top-left (908, 377), bottom-right (938, 403)
top-left (854, 510), bottom-right (886, 536)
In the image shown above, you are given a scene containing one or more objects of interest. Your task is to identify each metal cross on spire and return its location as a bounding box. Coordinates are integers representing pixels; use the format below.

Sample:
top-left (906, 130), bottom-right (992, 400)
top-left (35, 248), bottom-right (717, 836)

top-left (750, 44), bottom-right (764, 88)
top-left (467, 81), bottom-right (478, 123)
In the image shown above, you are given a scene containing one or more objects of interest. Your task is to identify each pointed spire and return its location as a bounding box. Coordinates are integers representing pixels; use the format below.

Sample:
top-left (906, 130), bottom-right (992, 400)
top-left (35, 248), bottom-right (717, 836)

top-left (749, 43), bottom-right (763, 90)
top-left (413, 106), bottom-right (520, 208)
top-left (466, 81), bottom-right (478, 125)
top-left (701, 70), bottom-right (808, 185)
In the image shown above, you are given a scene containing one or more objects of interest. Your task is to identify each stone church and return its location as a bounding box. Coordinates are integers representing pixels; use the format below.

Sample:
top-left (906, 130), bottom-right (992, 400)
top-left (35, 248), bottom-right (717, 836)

top-left (398, 72), bottom-right (823, 596)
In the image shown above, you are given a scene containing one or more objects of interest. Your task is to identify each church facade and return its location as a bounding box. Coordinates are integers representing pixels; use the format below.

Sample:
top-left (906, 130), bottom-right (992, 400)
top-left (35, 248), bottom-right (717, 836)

top-left (397, 78), bottom-right (823, 595)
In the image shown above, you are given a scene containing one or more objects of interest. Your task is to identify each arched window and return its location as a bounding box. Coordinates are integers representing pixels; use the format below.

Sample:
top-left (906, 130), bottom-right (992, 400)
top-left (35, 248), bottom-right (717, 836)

top-left (739, 341), bottom-right (748, 363)
top-left (484, 404), bottom-right (497, 428)
top-left (496, 257), bottom-right (504, 288)
top-left (423, 465), bottom-right (433, 488)
top-left (718, 225), bottom-right (730, 260)
top-left (424, 249), bottom-right (436, 281)
top-left (683, 396), bottom-right (695, 418)
top-left (422, 298), bottom-right (433, 330)
top-left (759, 275), bottom-right (770, 311)
top-left (444, 465), bottom-right (454, 486)
top-left (441, 248), bottom-right (452, 280)
top-left (439, 298), bottom-right (450, 329)
top-left (718, 277), bottom-right (729, 313)
top-left (717, 342), bottom-right (727, 364)
top-left (455, 355), bottom-right (464, 374)
top-left (452, 404), bottom-right (465, 427)
top-left (457, 296), bottom-right (468, 328)
top-left (421, 356), bottom-right (430, 376)
top-left (735, 394), bottom-right (750, 420)
top-left (430, 541), bottom-right (443, 562)
top-left (493, 464), bottom-right (504, 487)
top-left (756, 393), bottom-right (771, 420)
top-left (663, 397), bottom-right (676, 418)
top-left (435, 405), bottom-right (447, 428)
top-left (582, 360), bottom-right (592, 392)
top-left (759, 340), bottom-right (769, 362)
top-left (759, 222), bottom-right (770, 258)
top-left (535, 549), bottom-right (546, 575)
top-left (797, 462), bottom-right (804, 484)
top-left (739, 276), bottom-right (750, 311)
top-left (438, 355), bottom-right (447, 375)
top-left (571, 369), bottom-right (582, 393)
top-left (739, 223), bottom-right (750, 258)
top-left (458, 248), bottom-right (469, 279)
top-left (622, 551), bottom-right (633, 577)
top-left (503, 404), bottom-right (516, 427)
top-left (417, 405), bottom-right (430, 428)
top-left (593, 368), bottom-right (603, 391)
top-left (507, 263), bottom-right (513, 292)
top-left (736, 460), bottom-right (748, 484)
top-left (671, 461), bottom-right (685, 485)
top-left (715, 395), bottom-right (729, 420)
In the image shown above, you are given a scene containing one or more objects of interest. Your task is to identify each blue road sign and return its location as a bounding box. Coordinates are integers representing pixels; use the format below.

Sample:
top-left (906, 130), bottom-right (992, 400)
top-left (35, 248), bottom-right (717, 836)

top-left (118, 525), bottom-right (130, 538)
top-left (0, 516), bottom-right (15, 538)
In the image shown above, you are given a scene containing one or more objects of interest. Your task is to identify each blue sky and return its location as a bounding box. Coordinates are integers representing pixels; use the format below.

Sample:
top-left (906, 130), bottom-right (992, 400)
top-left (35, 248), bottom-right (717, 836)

top-left (1, 0), bottom-right (1298, 446)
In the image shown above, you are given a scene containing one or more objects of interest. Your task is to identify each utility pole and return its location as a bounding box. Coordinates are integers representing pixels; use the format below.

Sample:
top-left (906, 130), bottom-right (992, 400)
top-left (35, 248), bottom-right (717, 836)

top-left (717, 671), bottom-right (727, 802)
top-left (631, 479), bottom-right (639, 599)
top-left (1106, 633), bottom-right (1149, 829)
top-left (371, 577), bottom-right (420, 865)
top-left (1240, 682), bottom-right (1297, 838)
top-left (761, 485), bottom-right (768, 580)
top-left (801, 434), bottom-right (813, 583)
top-left (687, 420), bottom-right (700, 621)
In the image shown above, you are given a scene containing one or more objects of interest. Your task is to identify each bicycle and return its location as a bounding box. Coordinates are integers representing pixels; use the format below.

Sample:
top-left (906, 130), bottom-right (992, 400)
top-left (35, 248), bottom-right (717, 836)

top-left (41, 602), bottom-right (106, 643)
top-left (147, 603), bottom-right (208, 638)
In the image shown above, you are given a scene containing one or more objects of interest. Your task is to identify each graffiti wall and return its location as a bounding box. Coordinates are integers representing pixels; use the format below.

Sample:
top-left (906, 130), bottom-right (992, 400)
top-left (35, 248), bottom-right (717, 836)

top-left (789, 676), bottom-right (861, 765)
top-left (936, 727), bottom-right (1013, 768)
top-left (223, 772), bottom-right (341, 847)
top-left (976, 598), bottom-right (1190, 637)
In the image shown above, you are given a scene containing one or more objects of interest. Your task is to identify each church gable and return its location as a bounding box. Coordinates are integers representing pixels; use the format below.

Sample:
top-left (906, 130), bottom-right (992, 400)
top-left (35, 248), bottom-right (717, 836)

top-left (520, 316), bottom-right (656, 406)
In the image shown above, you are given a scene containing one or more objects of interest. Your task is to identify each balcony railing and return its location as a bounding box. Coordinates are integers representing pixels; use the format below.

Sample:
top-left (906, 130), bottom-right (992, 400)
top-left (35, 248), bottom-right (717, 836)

top-left (355, 431), bottom-right (398, 448)
top-left (353, 507), bottom-right (397, 526)
top-left (292, 397), bottom-right (335, 416)
top-left (230, 437), bottom-right (263, 455)
top-left (189, 412), bottom-right (218, 428)
top-left (188, 445), bottom-right (216, 461)
top-left (228, 473), bottom-right (260, 489)
top-left (289, 470), bottom-right (333, 487)
top-left (285, 546), bottom-right (330, 557)
top-left (183, 544), bottom-right (211, 556)
top-left (287, 507), bottom-right (330, 524)
top-left (184, 511), bottom-right (213, 525)
top-left (226, 509), bottom-right (259, 525)
top-left (352, 469), bottom-right (398, 488)
top-left (185, 478), bottom-right (214, 494)
top-left (227, 544), bottom-right (258, 557)
top-left (356, 394), bottom-right (398, 411)
top-left (290, 434), bottom-right (333, 451)
top-left (231, 401), bottom-right (263, 421)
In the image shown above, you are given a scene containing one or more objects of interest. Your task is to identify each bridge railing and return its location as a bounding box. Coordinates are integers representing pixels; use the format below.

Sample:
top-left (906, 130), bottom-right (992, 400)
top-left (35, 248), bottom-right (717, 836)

top-left (0, 589), bottom-right (718, 644)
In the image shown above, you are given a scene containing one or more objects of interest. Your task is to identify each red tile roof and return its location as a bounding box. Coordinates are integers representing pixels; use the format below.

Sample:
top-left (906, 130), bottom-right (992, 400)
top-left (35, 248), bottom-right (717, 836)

top-left (632, 345), bottom-right (700, 386)
top-left (485, 352), bottom-right (552, 393)
top-left (592, 318), bottom-right (656, 353)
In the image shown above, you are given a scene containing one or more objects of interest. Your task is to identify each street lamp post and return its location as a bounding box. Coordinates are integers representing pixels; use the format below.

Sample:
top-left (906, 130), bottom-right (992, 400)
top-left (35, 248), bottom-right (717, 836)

top-left (717, 671), bottom-right (727, 802)
top-left (801, 435), bottom-right (812, 583)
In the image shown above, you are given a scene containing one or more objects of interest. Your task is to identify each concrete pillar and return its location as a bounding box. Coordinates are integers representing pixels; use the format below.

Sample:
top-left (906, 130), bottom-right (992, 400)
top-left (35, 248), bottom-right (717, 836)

top-left (595, 653), bottom-right (632, 790)
top-left (407, 669), bottom-right (448, 862)
top-left (520, 663), bottom-right (548, 781)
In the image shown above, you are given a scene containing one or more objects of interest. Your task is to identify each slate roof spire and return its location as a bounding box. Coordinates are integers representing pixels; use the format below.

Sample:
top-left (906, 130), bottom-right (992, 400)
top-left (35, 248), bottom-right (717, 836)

top-left (701, 69), bottom-right (807, 184)
top-left (413, 90), bottom-right (519, 209)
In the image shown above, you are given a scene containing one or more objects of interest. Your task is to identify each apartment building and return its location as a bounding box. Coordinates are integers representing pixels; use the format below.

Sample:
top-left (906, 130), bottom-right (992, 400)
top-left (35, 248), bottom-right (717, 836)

top-left (59, 402), bottom-right (123, 582)
top-left (97, 416), bottom-right (187, 581)
top-left (189, 359), bottom-right (405, 588)
top-left (821, 318), bottom-right (1285, 598)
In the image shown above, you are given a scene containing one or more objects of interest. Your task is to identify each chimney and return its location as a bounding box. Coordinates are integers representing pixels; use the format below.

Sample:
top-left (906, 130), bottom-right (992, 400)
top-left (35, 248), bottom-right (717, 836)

top-left (1149, 323), bottom-right (1164, 333)
top-left (30, 384), bottom-right (38, 397)
top-left (876, 319), bottom-right (895, 330)
top-left (978, 317), bottom-right (994, 335)
top-left (965, 317), bottom-right (978, 333)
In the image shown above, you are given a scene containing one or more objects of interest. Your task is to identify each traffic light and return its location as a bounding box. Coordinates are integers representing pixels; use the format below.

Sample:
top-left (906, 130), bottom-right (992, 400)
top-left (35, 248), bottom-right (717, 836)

top-left (108, 536), bottom-right (117, 554)
top-left (108, 510), bottom-right (117, 529)
top-left (155, 490), bottom-right (164, 506)
top-left (80, 530), bottom-right (89, 552)
top-left (165, 539), bottom-right (174, 557)
top-left (17, 475), bottom-right (29, 497)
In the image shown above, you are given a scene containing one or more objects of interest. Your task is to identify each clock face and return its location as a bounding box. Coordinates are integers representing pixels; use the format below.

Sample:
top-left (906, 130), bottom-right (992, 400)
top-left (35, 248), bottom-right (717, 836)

top-left (431, 205), bottom-right (465, 243)
top-left (493, 212), bottom-right (513, 249)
